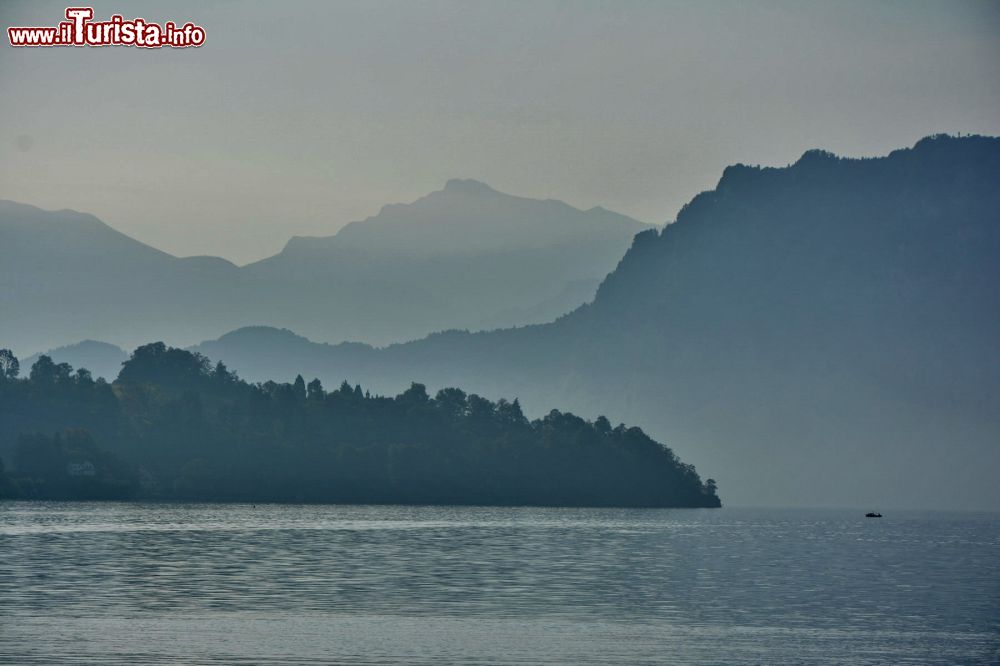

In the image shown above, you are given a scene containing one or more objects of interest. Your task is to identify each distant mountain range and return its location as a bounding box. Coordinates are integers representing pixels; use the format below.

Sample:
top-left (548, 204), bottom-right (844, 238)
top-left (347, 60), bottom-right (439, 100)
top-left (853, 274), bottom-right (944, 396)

top-left (177, 135), bottom-right (999, 510)
top-left (1, 181), bottom-right (649, 355)
top-left (15, 135), bottom-right (1000, 509)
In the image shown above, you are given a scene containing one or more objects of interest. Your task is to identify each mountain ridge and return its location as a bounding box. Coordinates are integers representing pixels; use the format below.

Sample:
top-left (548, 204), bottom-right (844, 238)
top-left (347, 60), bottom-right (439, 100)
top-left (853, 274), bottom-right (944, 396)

top-left (185, 134), bottom-right (1000, 510)
top-left (252, 179), bottom-right (649, 266)
top-left (2, 181), bottom-right (647, 354)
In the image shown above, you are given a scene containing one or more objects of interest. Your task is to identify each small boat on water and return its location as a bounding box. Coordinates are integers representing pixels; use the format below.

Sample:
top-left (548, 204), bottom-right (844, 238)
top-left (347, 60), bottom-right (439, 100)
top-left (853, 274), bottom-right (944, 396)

top-left (865, 512), bottom-right (882, 518)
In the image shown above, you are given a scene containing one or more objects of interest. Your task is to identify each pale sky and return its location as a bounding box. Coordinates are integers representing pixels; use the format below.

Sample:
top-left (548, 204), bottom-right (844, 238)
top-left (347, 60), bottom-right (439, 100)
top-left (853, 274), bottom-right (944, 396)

top-left (2, 0), bottom-right (998, 264)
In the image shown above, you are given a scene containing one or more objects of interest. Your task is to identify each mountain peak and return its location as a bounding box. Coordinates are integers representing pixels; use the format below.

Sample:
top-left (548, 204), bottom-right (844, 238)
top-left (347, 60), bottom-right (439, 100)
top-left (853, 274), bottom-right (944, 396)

top-left (215, 326), bottom-right (311, 345)
top-left (442, 178), bottom-right (497, 194)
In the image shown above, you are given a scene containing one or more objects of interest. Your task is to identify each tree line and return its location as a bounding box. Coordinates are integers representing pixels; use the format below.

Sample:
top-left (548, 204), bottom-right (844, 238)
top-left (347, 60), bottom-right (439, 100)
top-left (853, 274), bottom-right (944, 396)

top-left (0, 344), bottom-right (720, 507)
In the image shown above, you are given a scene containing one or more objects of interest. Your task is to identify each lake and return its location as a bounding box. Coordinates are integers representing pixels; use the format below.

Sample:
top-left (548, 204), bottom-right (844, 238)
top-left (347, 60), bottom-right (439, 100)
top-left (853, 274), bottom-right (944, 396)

top-left (1, 502), bottom-right (997, 664)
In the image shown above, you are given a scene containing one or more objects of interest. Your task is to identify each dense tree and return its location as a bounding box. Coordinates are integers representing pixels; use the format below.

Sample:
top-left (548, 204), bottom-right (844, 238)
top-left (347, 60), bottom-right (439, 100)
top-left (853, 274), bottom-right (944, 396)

top-left (0, 344), bottom-right (720, 507)
top-left (117, 342), bottom-right (212, 388)
top-left (0, 349), bottom-right (18, 381)
top-left (307, 378), bottom-right (324, 401)
top-left (705, 478), bottom-right (718, 496)
top-left (29, 355), bottom-right (72, 385)
top-left (12, 429), bottom-right (135, 500)
top-left (292, 375), bottom-right (307, 401)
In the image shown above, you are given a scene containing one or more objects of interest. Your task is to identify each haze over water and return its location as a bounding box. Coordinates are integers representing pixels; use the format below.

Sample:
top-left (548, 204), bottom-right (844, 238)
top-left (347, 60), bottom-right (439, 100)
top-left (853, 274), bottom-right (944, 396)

top-left (1, 502), bottom-right (997, 664)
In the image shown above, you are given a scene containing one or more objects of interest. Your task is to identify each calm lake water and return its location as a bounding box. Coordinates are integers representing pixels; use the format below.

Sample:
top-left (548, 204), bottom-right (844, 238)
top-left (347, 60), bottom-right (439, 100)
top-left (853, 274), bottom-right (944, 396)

top-left (0, 502), bottom-right (997, 665)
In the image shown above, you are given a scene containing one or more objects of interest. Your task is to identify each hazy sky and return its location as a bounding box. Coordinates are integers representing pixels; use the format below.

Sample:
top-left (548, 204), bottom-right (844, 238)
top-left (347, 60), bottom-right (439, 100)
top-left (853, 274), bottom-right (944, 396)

top-left (2, 0), bottom-right (998, 263)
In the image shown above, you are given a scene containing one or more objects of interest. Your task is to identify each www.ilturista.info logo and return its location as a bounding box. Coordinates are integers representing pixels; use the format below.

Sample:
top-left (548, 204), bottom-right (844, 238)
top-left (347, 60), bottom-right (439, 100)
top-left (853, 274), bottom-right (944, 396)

top-left (8, 7), bottom-right (205, 48)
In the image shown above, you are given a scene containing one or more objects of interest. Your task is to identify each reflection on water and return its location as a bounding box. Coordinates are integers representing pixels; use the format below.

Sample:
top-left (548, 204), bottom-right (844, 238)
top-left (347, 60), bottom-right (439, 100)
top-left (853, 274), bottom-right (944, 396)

top-left (1, 503), bottom-right (998, 664)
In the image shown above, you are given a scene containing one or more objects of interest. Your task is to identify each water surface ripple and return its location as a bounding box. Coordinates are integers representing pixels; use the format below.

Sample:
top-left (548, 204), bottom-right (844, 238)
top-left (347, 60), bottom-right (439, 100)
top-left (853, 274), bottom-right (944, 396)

top-left (1, 503), bottom-right (997, 664)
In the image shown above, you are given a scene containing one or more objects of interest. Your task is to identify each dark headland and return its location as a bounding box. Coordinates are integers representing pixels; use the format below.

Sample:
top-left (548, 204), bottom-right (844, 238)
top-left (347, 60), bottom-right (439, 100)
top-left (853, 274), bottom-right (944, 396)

top-left (0, 344), bottom-right (720, 508)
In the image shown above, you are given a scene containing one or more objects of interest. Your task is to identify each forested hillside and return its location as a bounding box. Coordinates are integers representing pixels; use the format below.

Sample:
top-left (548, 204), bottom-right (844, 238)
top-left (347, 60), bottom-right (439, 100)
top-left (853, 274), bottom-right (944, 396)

top-left (0, 346), bottom-right (719, 508)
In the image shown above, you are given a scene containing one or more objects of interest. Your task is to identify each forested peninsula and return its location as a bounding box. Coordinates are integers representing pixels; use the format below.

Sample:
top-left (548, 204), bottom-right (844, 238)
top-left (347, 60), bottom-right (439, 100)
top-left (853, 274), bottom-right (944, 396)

top-left (0, 344), bottom-right (720, 507)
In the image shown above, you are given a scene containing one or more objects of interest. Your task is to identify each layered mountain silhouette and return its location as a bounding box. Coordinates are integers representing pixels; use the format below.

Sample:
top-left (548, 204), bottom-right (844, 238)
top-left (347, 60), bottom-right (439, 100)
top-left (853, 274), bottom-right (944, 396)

top-left (242, 179), bottom-right (650, 344)
top-left (187, 135), bottom-right (1000, 510)
top-left (22, 340), bottom-right (128, 382)
top-left (0, 200), bottom-right (244, 356)
top-left (1, 182), bottom-right (649, 355)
